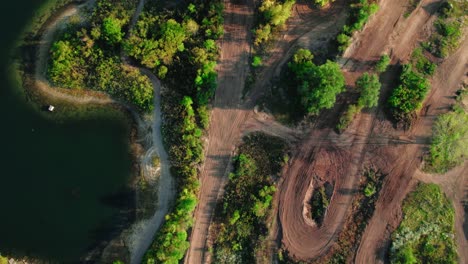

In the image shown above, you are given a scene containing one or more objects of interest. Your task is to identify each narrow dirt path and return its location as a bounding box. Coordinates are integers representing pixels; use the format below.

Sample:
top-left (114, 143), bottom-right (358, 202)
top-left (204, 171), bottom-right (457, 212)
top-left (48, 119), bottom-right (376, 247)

top-left (184, 0), bottom-right (254, 263)
top-left (355, 3), bottom-right (468, 263)
top-left (278, 0), bottom-right (450, 261)
top-left (126, 70), bottom-right (175, 264)
top-left (33, 0), bottom-right (174, 262)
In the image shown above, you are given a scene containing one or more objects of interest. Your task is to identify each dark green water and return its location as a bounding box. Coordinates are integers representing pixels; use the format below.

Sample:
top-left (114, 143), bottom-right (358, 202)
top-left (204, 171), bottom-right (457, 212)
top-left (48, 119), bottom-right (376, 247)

top-left (0, 0), bottom-right (134, 262)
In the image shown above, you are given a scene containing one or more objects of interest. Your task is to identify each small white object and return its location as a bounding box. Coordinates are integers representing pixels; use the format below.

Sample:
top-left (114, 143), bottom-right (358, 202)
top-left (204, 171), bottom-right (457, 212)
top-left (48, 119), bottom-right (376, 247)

top-left (48, 105), bottom-right (55, 112)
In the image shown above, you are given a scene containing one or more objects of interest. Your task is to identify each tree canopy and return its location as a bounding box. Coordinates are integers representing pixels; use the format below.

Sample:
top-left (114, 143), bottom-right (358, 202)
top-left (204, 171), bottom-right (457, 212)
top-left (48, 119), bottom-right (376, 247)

top-left (289, 49), bottom-right (345, 115)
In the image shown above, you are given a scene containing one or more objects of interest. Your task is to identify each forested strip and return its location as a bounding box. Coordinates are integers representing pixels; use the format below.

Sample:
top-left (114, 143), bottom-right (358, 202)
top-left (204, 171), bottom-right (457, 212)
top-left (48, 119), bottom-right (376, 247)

top-left (132, 1), bottom-right (224, 263)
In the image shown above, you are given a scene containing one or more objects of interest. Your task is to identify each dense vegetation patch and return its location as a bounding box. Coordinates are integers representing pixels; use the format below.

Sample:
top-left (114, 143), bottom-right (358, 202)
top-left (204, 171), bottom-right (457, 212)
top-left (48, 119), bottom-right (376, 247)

top-left (288, 48), bottom-right (345, 115)
top-left (423, 0), bottom-right (467, 58)
top-left (336, 0), bottom-right (379, 53)
top-left (390, 183), bottom-right (457, 264)
top-left (254, 0), bottom-right (295, 47)
top-left (213, 133), bottom-right (288, 263)
top-left (426, 90), bottom-right (468, 173)
top-left (387, 64), bottom-right (430, 123)
top-left (47, 0), bottom-right (155, 112)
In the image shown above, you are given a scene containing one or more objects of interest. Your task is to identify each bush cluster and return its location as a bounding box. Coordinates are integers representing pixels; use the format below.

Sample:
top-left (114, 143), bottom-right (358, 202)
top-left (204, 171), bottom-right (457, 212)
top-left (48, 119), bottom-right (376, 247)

top-left (254, 0), bottom-right (296, 46)
top-left (390, 183), bottom-right (457, 264)
top-left (336, 0), bottom-right (379, 53)
top-left (288, 49), bottom-right (345, 115)
top-left (423, 1), bottom-right (465, 58)
top-left (47, 0), bottom-right (155, 112)
top-left (411, 48), bottom-right (436, 76)
top-left (387, 64), bottom-right (430, 122)
top-left (213, 133), bottom-right (287, 263)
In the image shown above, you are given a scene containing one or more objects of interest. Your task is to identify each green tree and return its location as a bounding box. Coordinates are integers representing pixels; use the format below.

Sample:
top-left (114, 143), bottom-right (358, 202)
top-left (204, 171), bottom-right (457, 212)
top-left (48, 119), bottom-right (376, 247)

top-left (298, 60), bottom-right (345, 114)
top-left (357, 73), bottom-right (381, 108)
top-left (102, 17), bottom-right (123, 45)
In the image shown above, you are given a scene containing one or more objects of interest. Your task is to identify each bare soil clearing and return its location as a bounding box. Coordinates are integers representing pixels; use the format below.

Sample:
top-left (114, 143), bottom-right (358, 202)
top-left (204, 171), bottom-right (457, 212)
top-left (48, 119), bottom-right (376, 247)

top-left (277, 0), bottom-right (467, 262)
top-left (184, 1), bottom-right (255, 263)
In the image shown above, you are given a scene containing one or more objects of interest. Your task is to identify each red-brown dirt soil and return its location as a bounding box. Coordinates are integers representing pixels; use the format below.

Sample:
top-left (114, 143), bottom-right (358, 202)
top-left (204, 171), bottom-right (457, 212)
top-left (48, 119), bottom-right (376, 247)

top-left (185, 0), bottom-right (468, 263)
top-left (185, 1), bottom-right (349, 263)
top-left (184, 0), bottom-right (255, 263)
top-left (278, 0), bottom-right (468, 262)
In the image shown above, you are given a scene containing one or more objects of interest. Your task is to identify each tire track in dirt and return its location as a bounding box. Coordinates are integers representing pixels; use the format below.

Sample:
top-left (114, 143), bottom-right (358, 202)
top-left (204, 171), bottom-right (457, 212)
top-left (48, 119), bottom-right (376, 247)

top-left (278, 0), bottom-right (446, 261)
top-left (355, 3), bottom-right (468, 263)
top-left (184, 1), bottom-right (254, 263)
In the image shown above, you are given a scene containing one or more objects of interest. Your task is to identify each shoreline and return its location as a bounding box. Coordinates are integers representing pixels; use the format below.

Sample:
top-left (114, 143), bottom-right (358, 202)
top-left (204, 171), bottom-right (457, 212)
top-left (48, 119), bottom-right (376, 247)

top-left (8, 0), bottom-right (169, 262)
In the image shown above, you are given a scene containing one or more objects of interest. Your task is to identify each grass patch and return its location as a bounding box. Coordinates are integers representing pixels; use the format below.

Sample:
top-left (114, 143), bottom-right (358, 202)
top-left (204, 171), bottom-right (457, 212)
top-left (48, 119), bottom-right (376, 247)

top-left (425, 90), bottom-right (468, 173)
top-left (212, 132), bottom-right (288, 263)
top-left (390, 183), bottom-right (457, 264)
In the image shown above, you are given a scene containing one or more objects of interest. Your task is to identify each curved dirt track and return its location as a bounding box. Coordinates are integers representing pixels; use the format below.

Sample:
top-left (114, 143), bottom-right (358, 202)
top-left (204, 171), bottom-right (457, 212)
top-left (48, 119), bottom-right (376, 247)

top-left (277, 0), bottom-right (461, 261)
top-left (185, 1), bottom-right (351, 263)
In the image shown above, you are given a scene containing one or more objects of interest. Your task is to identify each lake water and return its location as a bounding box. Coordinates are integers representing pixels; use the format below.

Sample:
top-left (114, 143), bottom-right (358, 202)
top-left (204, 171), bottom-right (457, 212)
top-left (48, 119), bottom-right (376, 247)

top-left (0, 0), bottom-right (134, 262)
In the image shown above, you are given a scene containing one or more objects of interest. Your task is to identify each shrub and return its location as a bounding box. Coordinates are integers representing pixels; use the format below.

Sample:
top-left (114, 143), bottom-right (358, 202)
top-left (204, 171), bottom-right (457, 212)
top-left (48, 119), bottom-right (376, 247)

top-left (337, 104), bottom-right (362, 132)
top-left (375, 54), bottom-right (390, 73)
top-left (289, 49), bottom-right (345, 115)
top-left (252, 55), bottom-right (262, 67)
top-left (387, 64), bottom-right (430, 121)
top-left (254, 0), bottom-right (295, 46)
top-left (411, 48), bottom-right (436, 76)
top-left (357, 73), bottom-right (381, 108)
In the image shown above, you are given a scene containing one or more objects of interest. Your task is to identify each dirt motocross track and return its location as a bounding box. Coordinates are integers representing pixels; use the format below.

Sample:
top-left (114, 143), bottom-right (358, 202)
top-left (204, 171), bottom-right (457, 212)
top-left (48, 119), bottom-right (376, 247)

top-left (185, 0), bottom-right (468, 263)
